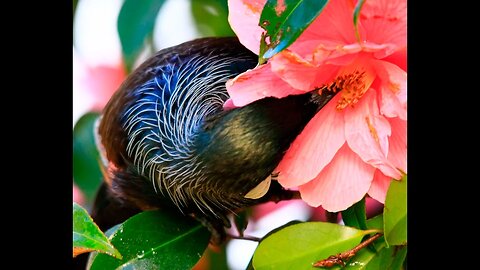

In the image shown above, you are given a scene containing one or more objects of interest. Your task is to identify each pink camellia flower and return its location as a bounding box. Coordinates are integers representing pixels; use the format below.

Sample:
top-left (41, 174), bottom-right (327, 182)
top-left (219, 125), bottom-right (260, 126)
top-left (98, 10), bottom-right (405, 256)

top-left (73, 183), bottom-right (85, 206)
top-left (83, 64), bottom-right (126, 111)
top-left (226, 0), bottom-right (406, 212)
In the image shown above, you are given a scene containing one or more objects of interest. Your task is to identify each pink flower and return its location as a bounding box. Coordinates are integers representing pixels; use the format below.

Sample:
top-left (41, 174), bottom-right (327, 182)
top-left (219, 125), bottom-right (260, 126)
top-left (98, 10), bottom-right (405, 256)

top-left (82, 63), bottom-right (126, 111)
top-left (73, 183), bottom-right (85, 205)
top-left (227, 0), bottom-right (407, 211)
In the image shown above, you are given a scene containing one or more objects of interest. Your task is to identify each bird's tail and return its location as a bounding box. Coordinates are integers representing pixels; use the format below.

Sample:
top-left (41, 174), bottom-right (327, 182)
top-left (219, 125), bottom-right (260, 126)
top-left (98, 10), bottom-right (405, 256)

top-left (92, 116), bottom-right (142, 232)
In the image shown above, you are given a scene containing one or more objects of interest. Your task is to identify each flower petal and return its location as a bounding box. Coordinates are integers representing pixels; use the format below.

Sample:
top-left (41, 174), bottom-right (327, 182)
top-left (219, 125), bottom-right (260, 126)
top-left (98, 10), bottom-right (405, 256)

top-left (270, 51), bottom-right (340, 91)
top-left (227, 0), bottom-right (266, 55)
top-left (292, 0), bottom-right (357, 48)
top-left (367, 169), bottom-right (392, 203)
top-left (372, 59), bottom-right (407, 120)
top-left (298, 144), bottom-right (375, 212)
top-left (84, 64), bottom-right (126, 110)
top-left (313, 47), bottom-right (361, 66)
top-left (381, 47), bottom-right (406, 71)
top-left (358, 0), bottom-right (407, 57)
top-left (285, 0), bottom-right (360, 65)
top-left (276, 94), bottom-right (345, 187)
top-left (222, 98), bottom-right (236, 110)
top-left (344, 89), bottom-right (402, 179)
top-left (269, 51), bottom-right (318, 91)
top-left (226, 63), bottom-right (305, 107)
top-left (387, 117), bottom-right (407, 174)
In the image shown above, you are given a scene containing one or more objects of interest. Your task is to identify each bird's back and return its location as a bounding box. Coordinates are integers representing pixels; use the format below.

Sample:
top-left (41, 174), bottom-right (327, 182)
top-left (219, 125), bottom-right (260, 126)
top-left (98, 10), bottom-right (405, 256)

top-left (95, 37), bottom-right (334, 238)
top-left (97, 37), bottom-right (260, 219)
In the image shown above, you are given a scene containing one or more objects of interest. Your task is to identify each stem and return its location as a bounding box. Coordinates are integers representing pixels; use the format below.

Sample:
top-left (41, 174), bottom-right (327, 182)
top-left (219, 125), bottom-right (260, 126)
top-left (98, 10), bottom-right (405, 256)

top-left (313, 233), bottom-right (383, 268)
top-left (227, 234), bottom-right (261, 242)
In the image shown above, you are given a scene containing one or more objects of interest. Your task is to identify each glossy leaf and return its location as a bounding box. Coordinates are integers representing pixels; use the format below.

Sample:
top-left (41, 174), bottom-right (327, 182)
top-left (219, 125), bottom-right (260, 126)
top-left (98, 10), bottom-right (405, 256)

top-left (87, 210), bottom-right (211, 270)
top-left (73, 112), bottom-right (102, 204)
top-left (364, 214), bottom-right (384, 252)
top-left (264, 220), bottom-right (303, 239)
top-left (73, 203), bottom-right (121, 259)
top-left (365, 214), bottom-right (383, 231)
top-left (117, 0), bottom-right (166, 72)
top-left (342, 197), bottom-right (367, 230)
top-left (191, 0), bottom-right (235, 37)
top-left (251, 218), bottom-right (304, 268)
top-left (258, 0), bottom-right (329, 63)
top-left (252, 222), bottom-right (376, 270)
top-left (386, 245), bottom-right (407, 270)
top-left (384, 175), bottom-right (407, 246)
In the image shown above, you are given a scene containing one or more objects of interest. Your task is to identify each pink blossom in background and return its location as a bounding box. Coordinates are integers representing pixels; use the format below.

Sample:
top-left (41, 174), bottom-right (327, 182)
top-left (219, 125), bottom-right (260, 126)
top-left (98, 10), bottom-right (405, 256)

top-left (227, 0), bottom-right (407, 211)
top-left (82, 64), bottom-right (126, 111)
top-left (73, 183), bottom-right (85, 205)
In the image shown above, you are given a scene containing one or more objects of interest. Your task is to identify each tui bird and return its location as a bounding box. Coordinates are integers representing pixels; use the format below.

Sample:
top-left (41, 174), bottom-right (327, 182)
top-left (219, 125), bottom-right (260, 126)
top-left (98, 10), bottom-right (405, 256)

top-left (90, 37), bottom-right (339, 244)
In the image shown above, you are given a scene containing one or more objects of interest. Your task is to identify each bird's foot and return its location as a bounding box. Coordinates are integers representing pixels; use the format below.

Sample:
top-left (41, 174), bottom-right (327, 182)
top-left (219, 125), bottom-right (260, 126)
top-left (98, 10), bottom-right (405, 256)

top-left (192, 213), bottom-right (230, 245)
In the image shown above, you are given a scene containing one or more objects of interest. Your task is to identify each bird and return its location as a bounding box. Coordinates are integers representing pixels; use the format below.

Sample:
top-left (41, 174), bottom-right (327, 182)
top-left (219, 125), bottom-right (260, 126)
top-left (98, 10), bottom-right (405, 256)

top-left (90, 36), bottom-right (339, 244)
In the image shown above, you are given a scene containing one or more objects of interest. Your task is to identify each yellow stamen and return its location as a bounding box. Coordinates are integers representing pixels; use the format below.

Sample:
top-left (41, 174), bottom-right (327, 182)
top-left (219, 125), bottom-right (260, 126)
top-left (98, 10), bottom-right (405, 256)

top-left (315, 58), bottom-right (375, 110)
top-left (316, 70), bottom-right (370, 110)
top-left (335, 70), bottom-right (369, 110)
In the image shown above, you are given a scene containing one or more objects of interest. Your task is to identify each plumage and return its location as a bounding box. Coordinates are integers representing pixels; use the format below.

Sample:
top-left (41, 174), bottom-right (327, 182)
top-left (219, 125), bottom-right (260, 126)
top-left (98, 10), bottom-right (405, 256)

top-left (93, 37), bottom-right (339, 242)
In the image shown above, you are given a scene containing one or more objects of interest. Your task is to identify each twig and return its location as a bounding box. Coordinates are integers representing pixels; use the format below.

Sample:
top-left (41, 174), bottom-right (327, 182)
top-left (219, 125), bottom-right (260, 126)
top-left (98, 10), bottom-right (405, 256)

top-left (313, 233), bottom-right (383, 268)
top-left (227, 234), bottom-right (261, 242)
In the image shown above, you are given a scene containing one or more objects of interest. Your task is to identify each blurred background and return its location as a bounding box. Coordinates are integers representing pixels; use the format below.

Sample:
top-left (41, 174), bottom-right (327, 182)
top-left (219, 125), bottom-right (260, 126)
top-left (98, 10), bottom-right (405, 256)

top-left (72, 1), bottom-right (382, 269)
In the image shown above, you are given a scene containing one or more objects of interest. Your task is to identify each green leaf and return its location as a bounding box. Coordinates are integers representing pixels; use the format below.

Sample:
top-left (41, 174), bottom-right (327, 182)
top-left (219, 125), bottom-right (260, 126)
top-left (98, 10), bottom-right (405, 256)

top-left (245, 220), bottom-right (302, 269)
top-left (364, 214), bottom-right (384, 252)
top-left (191, 0), bottom-right (235, 37)
top-left (87, 210), bottom-right (211, 270)
top-left (384, 175), bottom-right (407, 246)
top-left (342, 197), bottom-right (367, 230)
top-left (73, 112), bottom-right (103, 204)
top-left (117, 0), bottom-right (166, 72)
top-left (258, 0), bottom-right (329, 63)
top-left (388, 245), bottom-right (407, 270)
top-left (252, 222), bottom-right (376, 270)
top-left (366, 214), bottom-right (383, 231)
top-left (73, 203), bottom-right (122, 259)
top-left (353, 0), bottom-right (366, 42)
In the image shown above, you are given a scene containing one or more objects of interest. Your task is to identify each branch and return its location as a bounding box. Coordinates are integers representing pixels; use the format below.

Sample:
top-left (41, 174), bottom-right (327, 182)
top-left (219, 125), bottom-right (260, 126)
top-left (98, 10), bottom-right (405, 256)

top-left (313, 233), bottom-right (383, 268)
